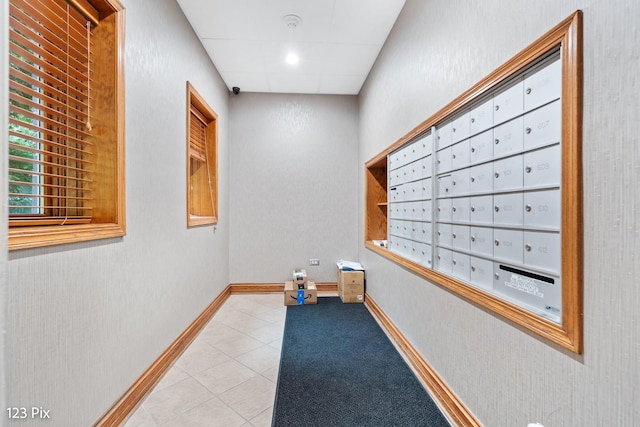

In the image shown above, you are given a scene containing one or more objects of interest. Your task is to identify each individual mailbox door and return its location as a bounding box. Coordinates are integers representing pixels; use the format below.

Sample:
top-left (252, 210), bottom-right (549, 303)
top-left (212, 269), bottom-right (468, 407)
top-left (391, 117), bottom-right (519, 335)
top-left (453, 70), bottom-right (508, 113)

top-left (417, 221), bottom-right (432, 244)
top-left (493, 116), bottom-right (524, 159)
top-left (436, 222), bottom-right (453, 248)
top-left (418, 133), bottom-right (434, 158)
top-left (523, 58), bottom-right (561, 111)
top-left (450, 168), bottom-right (470, 196)
top-left (523, 231), bottom-right (560, 274)
top-left (451, 112), bottom-right (471, 144)
top-left (469, 256), bottom-right (494, 291)
top-left (436, 146), bottom-right (452, 173)
top-left (451, 197), bottom-right (470, 223)
top-left (523, 189), bottom-right (561, 229)
top-left (469, 195), bottom-right (493, 224)
top-left (451, 252), bottom-right (471, 282)
top-left (452, 224), bottom-right (470, 251)
top-left (436, 198), bottom-right (452, 222)
top-left (493, 228), bottom-right (524, 264)
top-left (451, 139), bottom-right (471, 170)
top-left (523, 145), bottom-right (561, 188)
top-left (493, 78), bottom-right (524, 124)
top-left (436, 122), bottom-right (453, 150)
top-left (399, 203), bottom-right (410, 220)
top-left (435, 247), bottom-right (452, 274)
top-left (406, 180), bottom-right (420, 202)
top-left (469, 130), bottom-right (493, 164)
top-left (523, 100), bottom-right (561, 150)
top-left (421, 200), bottom-right (433, 222)
top-left (469, 98), bottom-right (494, 134)
top-left (420, 155), bottom-right (433, 179)
top-left (493, 192), bottom-right (524, 226)
top-left (399, 220), bottom-right (410, 239)
top-left (437, 174), bottom-right (452, 197)
top-left (388, 219), bottom-right (398, 237)
top-left (419, 177), bottom-right (432, 200)
top-left (493, 155), bottom-right (523, 192)
top-left (469, 163), bottom-right (493, 194)
top-left (417, 242), bottom-right (433, 268)
top-left (409, 201), bottom-right (422, 221)
top-left (469, 226), bottom-right (493, 257)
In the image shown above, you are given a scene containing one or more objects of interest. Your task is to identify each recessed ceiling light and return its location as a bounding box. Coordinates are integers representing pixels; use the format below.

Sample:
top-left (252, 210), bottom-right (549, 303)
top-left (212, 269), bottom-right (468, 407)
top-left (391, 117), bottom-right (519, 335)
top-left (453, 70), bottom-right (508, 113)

top-left (285, 53), bottom-right (300, 65)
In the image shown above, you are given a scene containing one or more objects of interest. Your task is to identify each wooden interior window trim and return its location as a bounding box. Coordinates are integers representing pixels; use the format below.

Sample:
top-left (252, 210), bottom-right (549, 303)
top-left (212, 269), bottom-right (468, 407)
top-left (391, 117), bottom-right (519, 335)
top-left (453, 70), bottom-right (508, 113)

top-left (364, 11), bottom-right (583, 353)
top-left (186, 81), bottom-right (218, 227)
top-left (8, 0), bottom-right (126, 250)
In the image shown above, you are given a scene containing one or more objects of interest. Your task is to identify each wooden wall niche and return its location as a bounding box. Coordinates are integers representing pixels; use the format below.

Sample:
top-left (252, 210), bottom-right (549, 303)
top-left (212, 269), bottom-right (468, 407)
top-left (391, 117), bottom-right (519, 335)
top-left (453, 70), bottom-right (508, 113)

top-left (365, 11), bottom-right (583, 353)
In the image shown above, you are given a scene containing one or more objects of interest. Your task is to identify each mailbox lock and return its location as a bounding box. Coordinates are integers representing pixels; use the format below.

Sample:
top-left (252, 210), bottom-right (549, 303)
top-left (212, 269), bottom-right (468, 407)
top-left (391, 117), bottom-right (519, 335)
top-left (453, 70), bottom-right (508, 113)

top-left (471, 117), bottom-right (476, 123)
top-left (494, 273), bottom-right (500, 280)
top-left (525, 244), bottom-right (532, 252)
top-left (494, 239), bottom-right (500, 246)
top-left (525, 127), bottom-right (532, 134)
top-left (471, 147), bottom-right (476, 153)
top-left (452, 207), bottom-right (457, 212)
top-left (452, 233), bottom-right (457, 239)
top-left (525, 165), bottom-right (532, 173)
top-left (471, 235), bottom-right (476, 242)
top-left (526, 87), bottom-right (532, 95)
top-left (525, 204), bottom-right (532, 212)
top-left (495, 138), bottom-right (500, 145)
top-left (471, 176), bottom-right (476, 182)
top-left (494, 205), bottom-right (500, 212)
top-left (494, 172), bottom-right (500, 178)
top-left (470, 206), bottom-right (476, 212)
top-left (471, 265), bottom-right (476, 272)
top-left (495, 105), bottom-right (500, 111)
top-left (452, 259), bottom-right (457, 266)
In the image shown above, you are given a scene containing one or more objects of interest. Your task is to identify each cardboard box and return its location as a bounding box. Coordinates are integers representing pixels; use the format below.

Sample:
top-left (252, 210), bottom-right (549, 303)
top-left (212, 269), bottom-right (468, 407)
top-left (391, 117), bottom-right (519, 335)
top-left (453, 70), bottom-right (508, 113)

top-left (284, 280), bottom-right (317, 306)
top-left (293, 269), bottom-right (308, 288)
top-left (338, 269), bottom-right (365, 303)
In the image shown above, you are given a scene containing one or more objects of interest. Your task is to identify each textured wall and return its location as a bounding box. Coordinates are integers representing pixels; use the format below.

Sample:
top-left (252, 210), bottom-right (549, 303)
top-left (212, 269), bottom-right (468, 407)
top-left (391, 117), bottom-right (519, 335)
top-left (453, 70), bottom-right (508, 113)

top-left (229, 93), bottom-right (359, 283)
top-left (4, 0), bottom-right (230, 425)
top-left (359, 0), bottom-right (640, 426)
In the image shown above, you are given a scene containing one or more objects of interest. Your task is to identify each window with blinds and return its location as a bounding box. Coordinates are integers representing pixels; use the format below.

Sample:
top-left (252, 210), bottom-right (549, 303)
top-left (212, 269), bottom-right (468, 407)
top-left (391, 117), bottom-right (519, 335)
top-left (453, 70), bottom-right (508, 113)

top-left (7, 0), bottom-right (126, 250)
top-left (187, 82), bottom-right (218, 227)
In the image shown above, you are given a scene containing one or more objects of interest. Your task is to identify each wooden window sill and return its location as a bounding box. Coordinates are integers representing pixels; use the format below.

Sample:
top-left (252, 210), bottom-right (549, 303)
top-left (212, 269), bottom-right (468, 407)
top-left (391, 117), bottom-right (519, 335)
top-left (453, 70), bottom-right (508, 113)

top-left (9, 223), bottom-right (125, 251)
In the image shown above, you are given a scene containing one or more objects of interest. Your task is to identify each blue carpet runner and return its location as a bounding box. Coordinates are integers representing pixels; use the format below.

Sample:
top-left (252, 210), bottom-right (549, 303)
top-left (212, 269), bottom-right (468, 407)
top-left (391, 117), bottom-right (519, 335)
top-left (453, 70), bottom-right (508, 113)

top-left (272, 297), bottom-right (449, 426)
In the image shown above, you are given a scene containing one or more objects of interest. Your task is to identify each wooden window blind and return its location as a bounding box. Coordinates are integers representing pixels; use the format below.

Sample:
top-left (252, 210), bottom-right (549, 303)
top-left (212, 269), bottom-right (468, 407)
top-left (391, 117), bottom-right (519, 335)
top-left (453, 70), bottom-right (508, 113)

top-left (8, 0), bottom-right (94, 227)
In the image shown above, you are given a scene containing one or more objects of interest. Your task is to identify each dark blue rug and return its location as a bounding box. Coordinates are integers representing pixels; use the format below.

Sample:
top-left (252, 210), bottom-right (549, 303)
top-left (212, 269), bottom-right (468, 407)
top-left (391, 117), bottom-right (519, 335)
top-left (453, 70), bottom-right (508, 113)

top-left (272, 297), bottom-right (450, 426)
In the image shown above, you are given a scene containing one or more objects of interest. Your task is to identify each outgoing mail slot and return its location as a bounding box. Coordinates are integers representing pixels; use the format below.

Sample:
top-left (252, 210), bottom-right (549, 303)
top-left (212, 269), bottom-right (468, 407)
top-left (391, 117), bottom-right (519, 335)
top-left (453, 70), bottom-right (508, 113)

top-left (436, 122), bottom-right (453, 150)
top-left (493, 228), bottom-right (524, 264)
top-left (469, 129), bottom-right (493, 164)
top-left (435, 247), bottom-right (452, 274)
top-left (523, 145), bottom-right (561, 188)
top-left (493, 192), bottom-right (524, 226)
top-left (436, 222), bottom-right (453, 248)
top-left (493, 116), bottom-right (524, 159)
top-left (450, 168), bottom-right (470, 196)
top-left (469, 195), bottom-right (493, 224)
top-left (451, 112), bottom-right (471, 143)
top-left (469, 98), bottom-right (494, 134)
top-left (523, 99), bottom-right (561, 150)
top-left (451, 252), bottom-right (471, 282)
top-left (451, 139), bottom-right (471, 170)
top-left (436, 198), bottom-right (452, 222)
top-left (469, 256), bottom-right (494, 291)
top-left (468, 163), bottom-right (493, 194)
top-left (469, 226), bottom-right (493, 257)
top-left (493, 155), bottom-right (523, 192)
top-left (436, 146), bottom-right (452, 173)
top-left (523, 189), bottom-right (560, 229)
top-left (452, 224), bottom-right (470, 251)
top-left (523, 57), bottom-right (561, 111)
top-left (523, 231), bottom-right (560, 274)
top-left (493, 77), bottom-right (524, 124)
top-left (451, 197), bottom-right (470, 223)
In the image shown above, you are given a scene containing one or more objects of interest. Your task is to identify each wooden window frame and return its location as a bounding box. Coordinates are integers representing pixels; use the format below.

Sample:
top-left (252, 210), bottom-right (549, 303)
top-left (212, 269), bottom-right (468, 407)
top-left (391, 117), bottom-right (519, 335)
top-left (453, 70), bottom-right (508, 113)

top-left (364, 11), bottom-right (583, 353)
top-left (186, 82), bottom-right (218, 227)
top-left (8, 0), bottom-right (126, 250)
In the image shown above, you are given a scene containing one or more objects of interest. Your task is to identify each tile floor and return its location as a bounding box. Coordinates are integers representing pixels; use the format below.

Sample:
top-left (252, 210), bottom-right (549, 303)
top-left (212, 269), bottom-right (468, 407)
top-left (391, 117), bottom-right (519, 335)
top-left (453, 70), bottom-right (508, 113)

top-left (123, 293), bottom-right (288, 427)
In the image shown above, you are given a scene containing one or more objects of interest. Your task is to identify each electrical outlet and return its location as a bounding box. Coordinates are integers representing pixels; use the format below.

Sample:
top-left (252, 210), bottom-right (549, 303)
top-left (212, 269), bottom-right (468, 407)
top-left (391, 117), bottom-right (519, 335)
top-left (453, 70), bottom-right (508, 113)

top-left (309, 259), bottom-right (320, 266)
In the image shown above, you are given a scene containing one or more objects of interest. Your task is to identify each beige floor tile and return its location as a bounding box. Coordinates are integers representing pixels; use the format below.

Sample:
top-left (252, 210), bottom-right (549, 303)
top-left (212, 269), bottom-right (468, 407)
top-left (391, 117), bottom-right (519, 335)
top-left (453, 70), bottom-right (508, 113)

top-left (235, 344), bottom-right (281, 374)
top-left (246, 322), bottom-right (286, 344)
top-left (218, 375), bottom-right (276, 420)
top-left (268, 338), bottom-right (283, 351)
top-left (152, 365), bottom-right (189, 394)
top-left (248, 406), bottom-right (274, 427)
top-left (260, 365), bottom-right (280, 383)
top-left (216, 310), bottom-right (271, 334)
top-left (201, 320), bottom-right (247, 345)
top-left (193, 359), bottom-right (258, 395)
top-left (142, 377), bottom-right (213, 425)
top-left (175, 339), bottom-right (232, 375)
top-left (123, 405), bottom-right (155, 427)
top-left (211, 333), bottom-right (266, 358)
top-left (163, 397), bottom-right (246, 427)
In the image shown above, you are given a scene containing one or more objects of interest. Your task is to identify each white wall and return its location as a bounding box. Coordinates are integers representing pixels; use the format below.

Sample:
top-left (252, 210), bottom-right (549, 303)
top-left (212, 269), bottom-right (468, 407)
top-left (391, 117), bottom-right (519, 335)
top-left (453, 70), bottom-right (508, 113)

top-left (229, 93), bottom-right (359, 283)
top-left (4, 0), bottom-right (230, 424)
top-left (359, 1), bottom-right (640, 426)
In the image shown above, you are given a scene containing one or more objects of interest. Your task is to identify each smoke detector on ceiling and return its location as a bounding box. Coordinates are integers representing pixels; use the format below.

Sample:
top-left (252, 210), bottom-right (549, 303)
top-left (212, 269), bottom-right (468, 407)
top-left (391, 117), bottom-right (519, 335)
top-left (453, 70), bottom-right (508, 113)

top-left (282, 14), bottom-right (303, 29)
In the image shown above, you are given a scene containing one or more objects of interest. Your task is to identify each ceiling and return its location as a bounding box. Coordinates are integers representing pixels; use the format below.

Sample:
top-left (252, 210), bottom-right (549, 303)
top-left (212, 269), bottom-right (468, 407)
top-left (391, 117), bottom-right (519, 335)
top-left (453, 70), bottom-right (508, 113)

top-left (175, 0), bottom-right (406, 95)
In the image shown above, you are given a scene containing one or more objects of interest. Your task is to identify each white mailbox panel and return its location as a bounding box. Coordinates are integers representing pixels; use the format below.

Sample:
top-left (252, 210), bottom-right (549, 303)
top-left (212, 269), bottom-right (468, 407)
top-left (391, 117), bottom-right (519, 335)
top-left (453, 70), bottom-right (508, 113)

top-left (493, 116), bottom-right (524, 159)
top-left (451, 197), bottom-right (470, 223)
top-left (493, 228), bottom-right (524, 264)
top-left (493, 78), bottom-right (524, 124)
top-left (437, 222), bottom-right (453, 247)
top-left (451, 112), bottom-right (471, 143)
top-left (523, 145), bottom-right (561, 188)
top-left (436, 198), bottom-right (452, 222)
top-left (469, 98), bottom-right (494, 134)
top-left (452, 224), bottom-right (471, 251)
top-left (451, 139), bottom-right (471, 170)
top-left (437, 174), bottom-right (452, 196)
top-left (451, 252), bottom-right (471, 282)
top-left (418, 133), bottom-right (433, 157)
top-left (524, 58), bottom-right (561, 111)
top-left (469, 163), bottom-right (494, 194)
top-left (493, 155), bottom-right (523, 192)
top-left (469, 226), bottom-right (493, 257)
top-left (437, 122), bottom-right (453, 150)
top-left (419, 177), bottom-right (432, 200)
top-left (417, 221), bottom-right (432, 243)
top-left (435, 247), bottom-right (452, 274)
top-left (417, 242), bottom-right (433, 268)
top-left (436, 147), bottom-right (452, 173)
top-left (469, 130), bottom-right (493, 164)
top-left (493, 192), bottom-right (524, 226)
top-left (470, 256), bottom-right (494, 291)
top-left (469, 195), bottom-right (493, 224)
top-left (421, 200), bottom-right (432, 221)
top-left (450, 168), bottom-right (470, 196)
top-left (523, 231), bottom-right (560, 273)
top-left (523, 100), bottom-right (561, 150)
top-left (420, 155), bottom-right (433, 178)
top-left (523, 189), bottom-right (561, 229)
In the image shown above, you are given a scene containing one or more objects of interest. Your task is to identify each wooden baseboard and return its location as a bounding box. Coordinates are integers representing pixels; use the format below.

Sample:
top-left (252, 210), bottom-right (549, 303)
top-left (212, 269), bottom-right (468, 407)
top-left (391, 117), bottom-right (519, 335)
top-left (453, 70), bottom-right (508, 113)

top-left (229, 282), bottom-right (338, 293)
top-left (364, 293), bottom-right (480, 427)
top-left (93, 286), bottom-right (232, 426)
